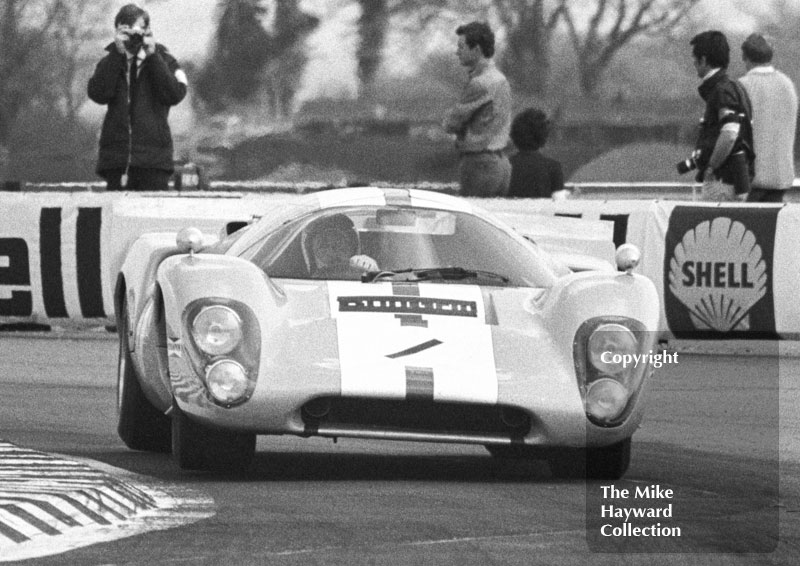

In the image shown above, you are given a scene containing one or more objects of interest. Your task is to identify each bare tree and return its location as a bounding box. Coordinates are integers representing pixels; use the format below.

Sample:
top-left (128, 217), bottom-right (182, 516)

top-left (196, 0), bottom-right (317, 119)
top-left (494, 1), bottom-right (564, 96)
top-left (0, 0), bottom-right (67, 149)
top-left (355, 0), bottom-right (388, 95)
top-left (261, 0), bottom-right (318, 118)
top-left (195, 0), bottom-right (272, 112)
top-left (560, 0), bottom-right (700, 97)
top-left (51, 0), bottom-right (110, 124)
top-left (353, 0), bottom-right (564, 96)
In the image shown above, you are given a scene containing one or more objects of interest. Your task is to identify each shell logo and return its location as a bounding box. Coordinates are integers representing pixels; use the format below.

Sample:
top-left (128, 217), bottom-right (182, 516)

top-left (668, 217), bottom-right (767, 332)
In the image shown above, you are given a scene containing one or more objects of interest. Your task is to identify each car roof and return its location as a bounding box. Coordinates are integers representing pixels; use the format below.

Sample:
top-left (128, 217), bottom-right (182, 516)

top-left (225, 187), bottom-right (513, 258)
top-left (297, 186), bottom-right (474, 214)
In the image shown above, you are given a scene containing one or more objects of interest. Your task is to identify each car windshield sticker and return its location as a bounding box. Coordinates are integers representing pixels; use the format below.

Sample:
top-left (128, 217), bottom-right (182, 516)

top-left (338, 296), bottom-right (478, 317)
top-left (328, 281), bottom-right (497, 403)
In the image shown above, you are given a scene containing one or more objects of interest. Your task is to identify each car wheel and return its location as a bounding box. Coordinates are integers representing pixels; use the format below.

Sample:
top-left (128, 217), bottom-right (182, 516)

top-left (117, 299), bottom-right (172, 453)
top-left (171, 403), bottom-right (256, 472)
top-left (548, 438), bottom-right (632, 480)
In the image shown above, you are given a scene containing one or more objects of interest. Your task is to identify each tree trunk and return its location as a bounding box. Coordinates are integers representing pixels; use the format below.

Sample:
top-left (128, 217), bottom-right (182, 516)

top-left (356, 0), bottom-right (388, 95)
top-left (498, 1), bottom-right (555, 97)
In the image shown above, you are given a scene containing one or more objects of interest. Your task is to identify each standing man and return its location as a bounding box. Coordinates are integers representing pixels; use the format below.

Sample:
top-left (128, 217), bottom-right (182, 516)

top-left (88, 3), bottom-right (187, 191)
top-left (443, 21), bottom-right (512, 198)
top-left (689, 30), bottom-right (754, 201)
top-left (739, 33), bottom-right (798, 203)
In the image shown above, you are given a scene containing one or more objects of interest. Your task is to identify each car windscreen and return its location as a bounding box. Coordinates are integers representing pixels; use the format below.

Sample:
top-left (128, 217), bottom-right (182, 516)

top-left (240, 206), bottom-right (557, 288)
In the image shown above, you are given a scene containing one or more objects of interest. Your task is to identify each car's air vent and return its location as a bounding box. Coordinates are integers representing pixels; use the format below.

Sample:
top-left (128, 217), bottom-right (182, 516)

top-left (301, 397), bottom-right (531, 438)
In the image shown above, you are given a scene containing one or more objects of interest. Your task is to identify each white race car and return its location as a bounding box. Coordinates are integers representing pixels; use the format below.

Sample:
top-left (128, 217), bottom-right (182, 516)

top-left (115, 187), bottom-right (659, 478)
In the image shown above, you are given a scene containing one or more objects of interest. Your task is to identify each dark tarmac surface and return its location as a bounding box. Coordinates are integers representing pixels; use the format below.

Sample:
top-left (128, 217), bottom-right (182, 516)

top-left (0, 334), bottom-right (798, 565)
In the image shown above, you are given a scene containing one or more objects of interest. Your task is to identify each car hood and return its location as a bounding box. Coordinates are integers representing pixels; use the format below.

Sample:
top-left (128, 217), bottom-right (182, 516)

top-left (325, 281), bottom-right (499, 404)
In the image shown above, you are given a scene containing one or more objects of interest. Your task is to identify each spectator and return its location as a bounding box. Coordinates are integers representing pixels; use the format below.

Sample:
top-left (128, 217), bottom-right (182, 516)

top-left (688, 30), bottom-right (754, 201)
top-left (87, 3), bottom-right (187, 191)
top-left (739, 33), bottom-right (798, 203)
top-left (507, 108), bottom-right (567, 200)
top-left (443, 21), bottom-right (512, 198)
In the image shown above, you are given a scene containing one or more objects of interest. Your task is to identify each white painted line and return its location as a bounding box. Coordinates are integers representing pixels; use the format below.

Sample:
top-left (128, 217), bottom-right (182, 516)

top-left (0, 507), bottom-right (43, 539)
top-left (0, 501), bottom-right (63, 533)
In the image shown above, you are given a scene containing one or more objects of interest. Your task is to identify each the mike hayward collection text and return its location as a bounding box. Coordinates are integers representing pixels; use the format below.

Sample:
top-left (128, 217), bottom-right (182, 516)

top-left (598, 484), bottom-right (682, 538)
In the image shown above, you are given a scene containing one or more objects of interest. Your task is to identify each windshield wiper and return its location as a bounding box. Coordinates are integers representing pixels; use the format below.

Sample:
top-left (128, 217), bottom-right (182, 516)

top-left (362, 267), bottom-right (510, 284)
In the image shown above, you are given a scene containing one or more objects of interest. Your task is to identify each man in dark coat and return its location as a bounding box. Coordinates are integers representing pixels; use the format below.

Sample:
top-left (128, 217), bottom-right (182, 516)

top-left (689, 30), bottom-right (754, 201)
top-left (88, 3), bottom-right (187, 191)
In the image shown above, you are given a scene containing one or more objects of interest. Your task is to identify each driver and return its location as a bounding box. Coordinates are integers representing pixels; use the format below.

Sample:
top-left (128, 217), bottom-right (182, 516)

top-left (306, 214), bottom-right (378, 278)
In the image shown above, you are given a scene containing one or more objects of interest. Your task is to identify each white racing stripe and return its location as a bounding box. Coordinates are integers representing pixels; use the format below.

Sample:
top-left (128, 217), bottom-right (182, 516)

top-left (328, 281), bottom-right (498, 403)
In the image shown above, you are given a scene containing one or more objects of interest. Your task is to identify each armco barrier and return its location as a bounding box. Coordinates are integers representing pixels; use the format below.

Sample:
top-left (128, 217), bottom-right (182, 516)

top-left (0, 189), bottom-right (796, 339)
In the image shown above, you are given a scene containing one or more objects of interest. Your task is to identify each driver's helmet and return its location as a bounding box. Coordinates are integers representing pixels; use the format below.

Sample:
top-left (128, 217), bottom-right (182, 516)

top-left (302, 213), bottom-right (359, 272)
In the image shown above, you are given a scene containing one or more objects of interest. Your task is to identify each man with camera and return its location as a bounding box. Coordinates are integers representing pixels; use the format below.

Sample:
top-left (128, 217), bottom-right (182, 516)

top-left (88, 3), bottom-right (187, 191)
top-left (681, 30), bottom-right (754, 201)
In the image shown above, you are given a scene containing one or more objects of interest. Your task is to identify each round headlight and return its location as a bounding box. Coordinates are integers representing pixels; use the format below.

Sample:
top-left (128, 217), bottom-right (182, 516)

top-left (588, 323), bottom-right (638, 376)
top-left (206, 360), bottom-right (249, 404)
top-left (192, 306), bottom-right (243, 356)
top-left (585, 378), bottom-right (629, 422)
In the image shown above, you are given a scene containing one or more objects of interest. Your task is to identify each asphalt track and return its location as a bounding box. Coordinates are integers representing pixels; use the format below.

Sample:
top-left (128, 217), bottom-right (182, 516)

top-left (0, 332), bottom-right (799, 565)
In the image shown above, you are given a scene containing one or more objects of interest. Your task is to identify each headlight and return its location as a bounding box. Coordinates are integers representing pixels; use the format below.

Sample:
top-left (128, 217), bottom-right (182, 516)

top-left (588, 323), bottom-right (638, 376)
top-left (206, 360), bottom-right (249, 405)
top-left (585, 378), bottom-right (629, 421)
top-left (573, 317), bottom-right (652, 427)
top-left (182, 298), bottom-right (261, 408)
top-left (192, 306), bottom-right (242, 355)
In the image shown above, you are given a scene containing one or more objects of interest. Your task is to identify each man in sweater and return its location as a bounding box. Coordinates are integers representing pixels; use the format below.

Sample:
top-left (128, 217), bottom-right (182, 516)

top-left (739, 33), bottom-right (798, 203)
top-left (443, 21), bottom-right (512, 198)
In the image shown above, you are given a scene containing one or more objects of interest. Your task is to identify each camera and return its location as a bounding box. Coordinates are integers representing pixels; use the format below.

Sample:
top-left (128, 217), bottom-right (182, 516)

top-left (676, 149), bottom-right (703, 175)
top-left (123, 31), bottom-right (145, 53)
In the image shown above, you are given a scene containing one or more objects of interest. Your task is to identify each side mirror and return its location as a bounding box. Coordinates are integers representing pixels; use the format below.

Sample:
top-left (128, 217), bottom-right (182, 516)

top-left (615, 243), bottom-right (640, 274)
top-left (176, 227), bottom-right (205, 255)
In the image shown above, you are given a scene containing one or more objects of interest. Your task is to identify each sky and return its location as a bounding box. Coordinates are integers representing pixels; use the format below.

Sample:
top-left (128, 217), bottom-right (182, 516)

top-left (140, 0), bottom-right (360, 101)
top-left (132, 0), bottom-right (772, 102)
top-left (90, 0), bottom-right (788, 133)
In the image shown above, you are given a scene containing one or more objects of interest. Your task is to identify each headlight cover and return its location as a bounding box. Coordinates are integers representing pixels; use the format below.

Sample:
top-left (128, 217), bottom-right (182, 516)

top-left (574, 317), bottom-right (652, 426)
top-left (206, 360), bottom-right (249, 405)
top-left (587, 323), bottom-right (638, 378)
top-left (192, 305), bottom-right (243, 355)
top-left (182, 298), bottom-right (261, 407)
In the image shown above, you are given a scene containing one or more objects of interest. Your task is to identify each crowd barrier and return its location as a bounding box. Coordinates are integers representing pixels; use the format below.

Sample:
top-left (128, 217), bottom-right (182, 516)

top-left (0, 189), bottom-right (796, 340)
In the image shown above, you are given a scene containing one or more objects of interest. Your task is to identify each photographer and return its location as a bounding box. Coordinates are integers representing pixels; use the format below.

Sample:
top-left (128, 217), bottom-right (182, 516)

top-left (682, 31), bottom-right (754, 201)
top-left (87, 3), bottom-right (187, 191)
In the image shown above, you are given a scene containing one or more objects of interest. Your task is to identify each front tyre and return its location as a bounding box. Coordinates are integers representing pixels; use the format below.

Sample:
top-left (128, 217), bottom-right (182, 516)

top-left (117, 299), bottom-right (171, 453)
top-left (171, 403), bottom-right (256, 472)
top-left (548, 438), bottom-right (632, 480)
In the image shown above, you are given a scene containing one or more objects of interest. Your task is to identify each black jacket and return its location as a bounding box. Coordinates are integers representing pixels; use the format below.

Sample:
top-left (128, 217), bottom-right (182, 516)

top-left (695, 70), bottom-right (754, 182)
top-left (508, 150), bottom-right (564, 198)
top-left (87, 43), bottom-right (187, 175)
